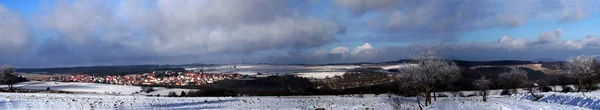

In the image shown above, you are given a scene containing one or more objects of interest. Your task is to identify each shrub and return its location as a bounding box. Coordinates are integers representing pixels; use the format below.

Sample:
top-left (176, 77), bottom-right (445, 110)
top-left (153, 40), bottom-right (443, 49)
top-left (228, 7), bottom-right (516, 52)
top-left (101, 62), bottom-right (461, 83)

top-left (540, 86), bottom-right (553, 92)
top-left (500, 89), bottom-right (511, 95)
top-left (168, 91), bottom-right (177, 97)
top-left (180, 91), bottom-right (187, 97)
top-left (562, 87), bottom-right (573, 93)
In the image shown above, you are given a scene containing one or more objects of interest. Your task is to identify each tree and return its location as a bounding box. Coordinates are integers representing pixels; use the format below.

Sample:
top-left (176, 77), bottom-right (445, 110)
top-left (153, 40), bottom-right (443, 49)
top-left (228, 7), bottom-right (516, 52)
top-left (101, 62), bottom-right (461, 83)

top-left (396, 51), bottom-right (460, 107)
top-left (168, 91), bottom-right (177, 97)
top-left (566, 55), bottom-right (599, 97)
top-left (498, 69), bottom-right (528, 94)
top-left (180, 91), bottom-right (187, 97)
top-left (472, 77), bottom-right (491, 102)
top-left (0, 65), bottom-right (19, 90)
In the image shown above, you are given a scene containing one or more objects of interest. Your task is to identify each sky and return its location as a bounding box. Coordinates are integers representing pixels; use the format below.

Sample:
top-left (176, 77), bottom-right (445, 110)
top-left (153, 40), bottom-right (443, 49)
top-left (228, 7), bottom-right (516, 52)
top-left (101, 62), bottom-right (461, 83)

top-left (1, 0), bottom-right (600, 68)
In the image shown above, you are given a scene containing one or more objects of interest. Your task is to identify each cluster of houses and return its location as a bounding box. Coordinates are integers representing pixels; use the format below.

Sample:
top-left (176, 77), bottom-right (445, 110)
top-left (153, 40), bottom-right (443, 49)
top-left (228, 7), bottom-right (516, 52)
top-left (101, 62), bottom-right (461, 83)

top-left (42, 71), bottom-right (244, 86)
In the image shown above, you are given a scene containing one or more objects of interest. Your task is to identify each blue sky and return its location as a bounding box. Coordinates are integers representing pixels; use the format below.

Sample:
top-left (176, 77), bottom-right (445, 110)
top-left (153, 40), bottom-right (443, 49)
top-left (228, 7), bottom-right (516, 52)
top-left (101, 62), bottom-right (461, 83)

top-left (1, 0), bottom-right (600, 68)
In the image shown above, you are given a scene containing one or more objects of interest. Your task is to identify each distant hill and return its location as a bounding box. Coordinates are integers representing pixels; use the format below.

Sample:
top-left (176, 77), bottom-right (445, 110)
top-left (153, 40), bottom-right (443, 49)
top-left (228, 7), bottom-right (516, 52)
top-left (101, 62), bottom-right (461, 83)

top-left (532, 58), bottom-right (558, 62)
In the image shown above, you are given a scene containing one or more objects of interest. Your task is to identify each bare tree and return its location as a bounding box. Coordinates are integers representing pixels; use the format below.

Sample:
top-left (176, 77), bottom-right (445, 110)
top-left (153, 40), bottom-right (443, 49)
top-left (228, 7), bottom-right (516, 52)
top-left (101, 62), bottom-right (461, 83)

top-left (498, 69), bottom-right (528, 94)
top-left (0, 65), bottom-right (18, 90)
top-left (396, 51), bottom-right (460, 107)
top-left (566, 55), bottom-right (598, 97)
top-left (472, 77), bottom-right (491, 102)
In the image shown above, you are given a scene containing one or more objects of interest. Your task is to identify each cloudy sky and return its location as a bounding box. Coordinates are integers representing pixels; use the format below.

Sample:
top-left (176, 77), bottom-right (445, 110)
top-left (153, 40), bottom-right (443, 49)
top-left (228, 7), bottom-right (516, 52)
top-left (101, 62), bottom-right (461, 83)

top-left (1, 0), bottom-right (600, 68)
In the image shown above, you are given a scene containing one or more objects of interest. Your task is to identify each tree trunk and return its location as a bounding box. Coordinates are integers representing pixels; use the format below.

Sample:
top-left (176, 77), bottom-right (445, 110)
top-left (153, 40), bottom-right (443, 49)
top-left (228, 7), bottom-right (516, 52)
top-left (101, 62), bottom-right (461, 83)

top-left (433, 89), bottom-right (437, 101)
top-left (424, 93), bottom-right (428, 106)
top-left (579, 79), bottom-right (586, 97)
top-left (416, 96), bottom-right (423, 110)
top-left (482, 90), bottom-right (487, 102)
top-left (425, 90), bottom-right (432, 106)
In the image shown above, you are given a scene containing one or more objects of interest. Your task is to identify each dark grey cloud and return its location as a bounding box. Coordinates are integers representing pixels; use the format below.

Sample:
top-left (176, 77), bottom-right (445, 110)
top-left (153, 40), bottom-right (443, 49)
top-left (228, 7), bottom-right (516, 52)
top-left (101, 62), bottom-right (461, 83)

top-left (0, 0), bottom-right (342, 67)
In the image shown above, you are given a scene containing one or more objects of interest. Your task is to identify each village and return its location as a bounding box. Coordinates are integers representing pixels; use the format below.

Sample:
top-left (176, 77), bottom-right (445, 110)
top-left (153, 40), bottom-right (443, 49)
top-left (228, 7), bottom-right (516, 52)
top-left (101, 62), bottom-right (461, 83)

top-left (40, 71), bottom-right (244, 86)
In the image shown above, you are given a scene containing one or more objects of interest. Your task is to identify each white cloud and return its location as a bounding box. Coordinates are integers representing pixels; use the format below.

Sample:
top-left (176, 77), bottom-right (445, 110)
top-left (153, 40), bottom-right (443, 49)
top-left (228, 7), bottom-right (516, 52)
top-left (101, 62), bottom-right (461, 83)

top-left (496, 35), bottom-right (527, 50)
top-left (563, 35), bottom-right (600, 49)
top-left (351, 43), bottom-right (377, 57)
top-left (330, 46), bottom-right (349, 55)
top-left (0, 4), bottom-right (30, 55)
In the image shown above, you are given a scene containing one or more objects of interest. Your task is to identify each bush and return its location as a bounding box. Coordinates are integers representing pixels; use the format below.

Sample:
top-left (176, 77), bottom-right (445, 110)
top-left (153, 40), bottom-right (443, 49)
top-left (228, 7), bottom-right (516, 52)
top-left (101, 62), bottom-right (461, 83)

top-left (500, 89), bottom-right (511, 95)
top-left (540, 86), bottom-right (553, 92)
top-left (562, 87), bottom-right (573, 93)
top-left (167, 91), bottom-right (177, 97)
top-left (180, 91), bottom-right (187, 97)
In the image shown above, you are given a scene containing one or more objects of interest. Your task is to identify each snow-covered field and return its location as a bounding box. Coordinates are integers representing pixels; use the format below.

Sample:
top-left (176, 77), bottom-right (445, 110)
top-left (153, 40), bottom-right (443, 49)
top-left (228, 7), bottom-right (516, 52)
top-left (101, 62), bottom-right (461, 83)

top-left (296, 72), bottom-right (345, 79)
top-left (0, 93), bottom-right (593, 110)
top-left (0, 93), bottom-right (400, 109)
top-left (1, 81), bottom-right (599, 109)
top-left (0, 81), bottom-right (192, 96)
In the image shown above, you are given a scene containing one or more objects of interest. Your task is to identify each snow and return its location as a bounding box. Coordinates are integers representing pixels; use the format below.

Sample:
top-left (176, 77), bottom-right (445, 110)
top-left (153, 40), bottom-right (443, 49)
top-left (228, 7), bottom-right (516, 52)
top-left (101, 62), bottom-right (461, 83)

top-left (295, 72), bottom-right (345, 79)
top-left (515, 91), bottom-right (600, 109)
top-left (0, 81), bottom-right (193, 96)
top-left (0, 93), bottom-right (398, 109)
top-left (427, 96), bottom-right (589, 110)
top-left (0, 81), bottom-right (598, 109)
top-left (0, 92), bottom-right (591, 109)
top-left (381, 64), bottom-right (417, 70)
